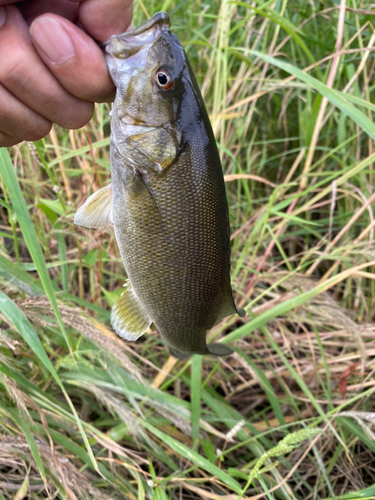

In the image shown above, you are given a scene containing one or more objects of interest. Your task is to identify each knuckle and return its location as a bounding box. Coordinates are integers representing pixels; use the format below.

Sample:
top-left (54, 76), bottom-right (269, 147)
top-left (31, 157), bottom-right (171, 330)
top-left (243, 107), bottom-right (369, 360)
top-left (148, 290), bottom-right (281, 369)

top-left (0, 50), bottom-right (29, 86)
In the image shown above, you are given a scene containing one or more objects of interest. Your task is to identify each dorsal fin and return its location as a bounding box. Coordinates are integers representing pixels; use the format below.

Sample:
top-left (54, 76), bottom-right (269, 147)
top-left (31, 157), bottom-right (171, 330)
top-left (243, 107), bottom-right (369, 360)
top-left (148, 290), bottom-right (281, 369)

top-left (74, 184), bottom-right (113, 228)
top-left (237, 307), bottom-right (246, 317)
top-left (215, 291), bottom-right (246, 324)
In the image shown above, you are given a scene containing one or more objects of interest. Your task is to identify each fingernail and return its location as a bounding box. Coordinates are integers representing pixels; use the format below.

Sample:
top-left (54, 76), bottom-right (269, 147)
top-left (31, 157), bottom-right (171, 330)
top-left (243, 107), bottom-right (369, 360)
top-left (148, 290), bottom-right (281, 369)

top-left (31, 17), bottom-right (74, 64)
top-left (0, 7), bottom-right (6, 28)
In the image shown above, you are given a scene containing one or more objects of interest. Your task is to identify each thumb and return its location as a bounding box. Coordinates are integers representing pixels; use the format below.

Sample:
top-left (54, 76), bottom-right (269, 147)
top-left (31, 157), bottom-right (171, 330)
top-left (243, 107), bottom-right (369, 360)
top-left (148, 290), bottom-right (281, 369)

top-left (76, 0), bottom-right (133, 42)
top-left (30, 14), bottom-right (115, 103)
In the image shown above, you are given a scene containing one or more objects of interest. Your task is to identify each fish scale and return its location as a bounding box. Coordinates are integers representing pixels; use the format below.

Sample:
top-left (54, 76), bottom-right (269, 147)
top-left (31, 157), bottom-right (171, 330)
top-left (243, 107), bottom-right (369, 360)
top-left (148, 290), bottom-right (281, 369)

top-left (74, 12), bottom-right (245, 359)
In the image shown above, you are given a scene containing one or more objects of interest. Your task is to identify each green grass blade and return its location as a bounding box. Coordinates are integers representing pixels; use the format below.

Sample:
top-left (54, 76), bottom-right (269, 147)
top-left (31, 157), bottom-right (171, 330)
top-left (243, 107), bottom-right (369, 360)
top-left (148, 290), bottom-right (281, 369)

top-left (0, 289), bottom-right (98, 472)
top-left (4, 406), bottom-right (46, 482)
top-left (237, 350), bottom-right (285, 426)
top-left (230, 49), bottom-right (375, 140)
top-left (191, 355), bottom-right (202, 443)
top-left (141, 421), bottom-right (242, 494)
top-left (0, 291), bottom-right (63, 376)
top-left (33, 423), bottom-right (130, 492)
top-left (337, 417), bottom-right (375, 454)
top-left (232, 2), bottom-right (317, 67)
top-left (37, 200), bottom-right (68, 291)
top-left (46, 137), bottom-right (110, 167)
top-left (0, 148), bottom-right (72, 351)
top-left (321, 486), bottom-right (375, 500)
top-left (0, 252), bottom-right (44, 296)
top-left (0, 252), bottom-right (109, 318)
top-left (224, 261), bottom-right (375, 346)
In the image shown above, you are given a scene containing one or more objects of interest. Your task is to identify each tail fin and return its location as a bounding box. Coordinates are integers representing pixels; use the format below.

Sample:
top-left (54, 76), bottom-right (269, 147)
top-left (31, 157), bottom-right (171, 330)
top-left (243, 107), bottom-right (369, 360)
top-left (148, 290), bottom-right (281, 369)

top-left (207, 343), bottom-right (233, 357)
top-left (168, 346), bottom-right (192, 360)
top-left (168, 343), bottom-right (233, 358)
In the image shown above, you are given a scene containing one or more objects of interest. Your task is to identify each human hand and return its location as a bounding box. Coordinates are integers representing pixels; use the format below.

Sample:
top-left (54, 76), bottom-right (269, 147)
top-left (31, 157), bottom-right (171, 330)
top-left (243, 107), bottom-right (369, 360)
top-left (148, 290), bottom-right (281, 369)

top-left (0, 0), bottom-right (133, 147)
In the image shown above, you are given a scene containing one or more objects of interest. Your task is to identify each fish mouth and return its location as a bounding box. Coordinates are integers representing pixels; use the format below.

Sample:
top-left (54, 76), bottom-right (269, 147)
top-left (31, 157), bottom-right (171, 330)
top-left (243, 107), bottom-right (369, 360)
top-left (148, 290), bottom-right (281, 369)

top-left (103, 12), bottom-right (170, 59)
top-left (116, 12), bottom-right (170, 39)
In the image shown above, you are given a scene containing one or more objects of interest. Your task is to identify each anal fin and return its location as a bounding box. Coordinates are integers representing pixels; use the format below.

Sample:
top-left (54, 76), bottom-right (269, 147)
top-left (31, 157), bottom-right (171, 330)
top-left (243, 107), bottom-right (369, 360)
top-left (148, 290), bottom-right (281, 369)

top-left (74, 184), bottom-right (113, 228)
top-left (111, 282), bottom-right (151, 341)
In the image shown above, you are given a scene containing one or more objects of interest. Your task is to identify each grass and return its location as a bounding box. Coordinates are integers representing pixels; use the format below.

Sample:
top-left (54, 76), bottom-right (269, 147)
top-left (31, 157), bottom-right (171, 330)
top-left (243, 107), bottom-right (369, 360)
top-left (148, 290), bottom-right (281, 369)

top-left (1, 0), bottom-right (375, 498)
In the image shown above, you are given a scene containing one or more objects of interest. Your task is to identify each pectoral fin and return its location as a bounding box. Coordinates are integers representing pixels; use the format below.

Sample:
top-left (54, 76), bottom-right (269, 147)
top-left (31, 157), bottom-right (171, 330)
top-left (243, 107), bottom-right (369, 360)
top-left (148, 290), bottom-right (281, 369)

top-left (74, 184), bottom-right (113, 228)
top-left (111, 282), bottom-right (151, 341)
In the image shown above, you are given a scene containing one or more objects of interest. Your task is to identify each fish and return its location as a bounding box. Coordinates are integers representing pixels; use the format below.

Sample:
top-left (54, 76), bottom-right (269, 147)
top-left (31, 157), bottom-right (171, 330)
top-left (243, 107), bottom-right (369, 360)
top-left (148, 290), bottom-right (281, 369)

top-left (74, 12), bottom-right (245, 359)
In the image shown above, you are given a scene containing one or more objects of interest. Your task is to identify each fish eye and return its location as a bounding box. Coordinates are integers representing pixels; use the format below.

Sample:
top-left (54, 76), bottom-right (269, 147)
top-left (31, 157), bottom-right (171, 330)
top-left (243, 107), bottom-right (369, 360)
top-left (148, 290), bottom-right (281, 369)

top-left (155, 69), bottom-right (174, 90)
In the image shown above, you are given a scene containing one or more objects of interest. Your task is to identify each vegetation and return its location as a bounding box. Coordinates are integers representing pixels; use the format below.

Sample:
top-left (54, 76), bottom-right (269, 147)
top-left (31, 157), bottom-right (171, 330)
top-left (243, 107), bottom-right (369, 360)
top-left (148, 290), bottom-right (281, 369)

top-left (1, 0), bottom-right (375, 498)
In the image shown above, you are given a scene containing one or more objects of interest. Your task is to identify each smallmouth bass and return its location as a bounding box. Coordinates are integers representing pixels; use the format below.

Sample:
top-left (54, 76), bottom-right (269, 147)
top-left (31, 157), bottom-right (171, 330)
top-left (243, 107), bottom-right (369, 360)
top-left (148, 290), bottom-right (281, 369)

top-left (74, 12), bottom-right (245, 359)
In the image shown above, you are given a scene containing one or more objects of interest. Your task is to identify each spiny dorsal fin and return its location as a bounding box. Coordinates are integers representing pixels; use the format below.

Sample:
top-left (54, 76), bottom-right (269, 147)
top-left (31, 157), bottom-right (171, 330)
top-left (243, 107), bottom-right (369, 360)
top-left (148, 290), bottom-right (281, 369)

top-left (74, 184), bottom-right (113, 228)
top-left (111, 282), bottom-right (151, 341)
